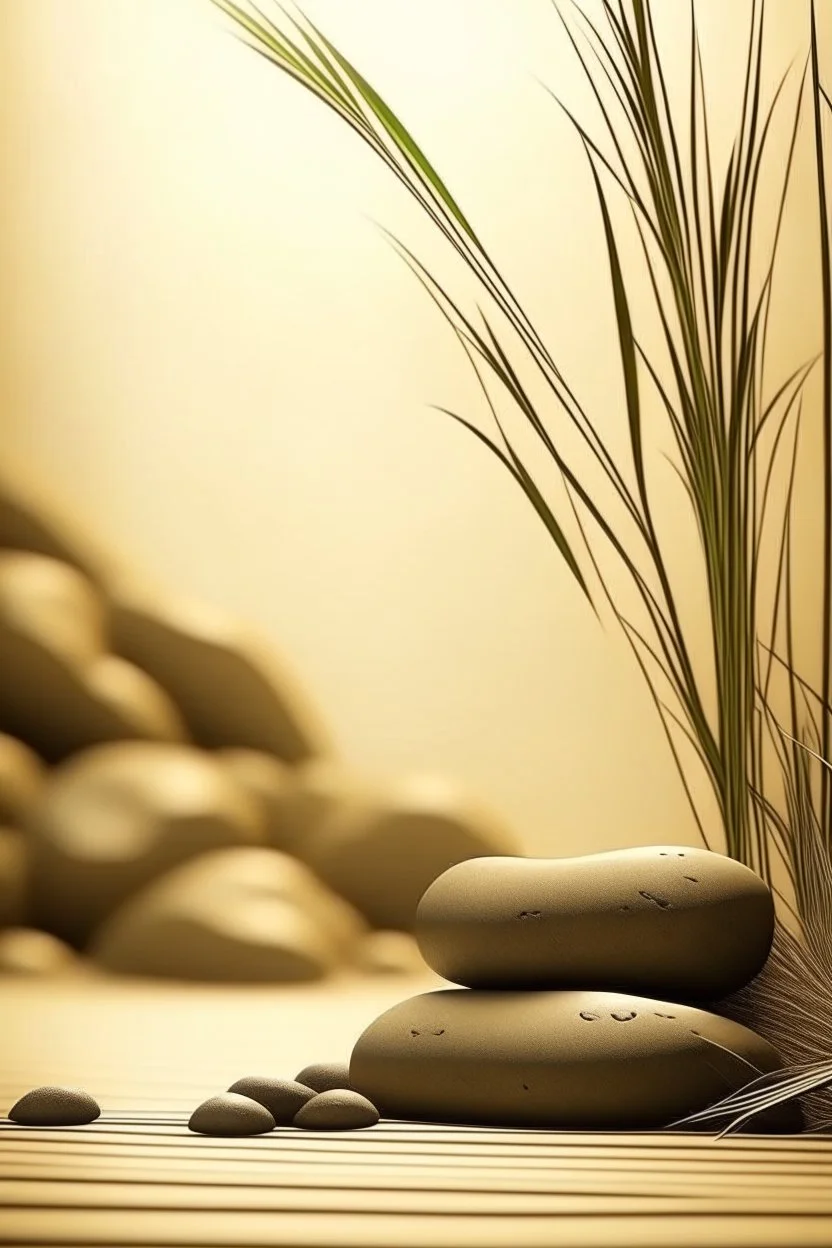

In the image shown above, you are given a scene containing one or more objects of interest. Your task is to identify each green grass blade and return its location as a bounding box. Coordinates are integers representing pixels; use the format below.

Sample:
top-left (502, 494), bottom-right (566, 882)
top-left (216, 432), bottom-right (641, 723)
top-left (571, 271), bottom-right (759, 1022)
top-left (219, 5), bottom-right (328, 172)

top-left (212, 1), bottom-right (349, 109)
top-left (811, 0), bottom-right (832, 824)
top-left (641, 0), bottom-right (694, 287)
top-left (382, 225), bottom-right (647, 536)
top-left (304, 20), bottom-right (479, 244)
top-left (435, 408), bottom-right (594, 608)
top-left (587, 154), bottom-right (648, 517)
top-left (636, 343), bottom-right (694, 464)
top-left (688, 4), bottom-right (716, 393)
top-left (381, 229), bottom-right (599, 606)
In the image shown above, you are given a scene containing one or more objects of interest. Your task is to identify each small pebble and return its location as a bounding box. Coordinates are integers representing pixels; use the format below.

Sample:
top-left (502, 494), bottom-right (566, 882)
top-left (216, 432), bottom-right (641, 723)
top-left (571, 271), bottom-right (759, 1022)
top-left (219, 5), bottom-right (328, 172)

top-left (295, 1061), bottom-right (352, 1093)
top-left (8, 1086), bottom-right (100, 1126)
top-left (188, 1093), bottom-right (275, 1136)
top-left (293, 1089), bottom-right (380, 1131)
top-left (226, 1076), bottom-right (314, 1125)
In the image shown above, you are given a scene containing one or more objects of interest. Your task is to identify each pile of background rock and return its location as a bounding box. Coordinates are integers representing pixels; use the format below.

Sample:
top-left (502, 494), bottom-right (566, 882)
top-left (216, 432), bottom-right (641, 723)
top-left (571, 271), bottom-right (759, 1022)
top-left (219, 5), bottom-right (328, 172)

top-left (0, 474), bottom-right (516, 982)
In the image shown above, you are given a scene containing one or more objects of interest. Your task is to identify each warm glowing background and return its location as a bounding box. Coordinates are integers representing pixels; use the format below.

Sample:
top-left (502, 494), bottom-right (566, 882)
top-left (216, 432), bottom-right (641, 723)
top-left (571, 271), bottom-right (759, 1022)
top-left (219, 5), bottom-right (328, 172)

top-left (0, 0), bottom-right (821, 856)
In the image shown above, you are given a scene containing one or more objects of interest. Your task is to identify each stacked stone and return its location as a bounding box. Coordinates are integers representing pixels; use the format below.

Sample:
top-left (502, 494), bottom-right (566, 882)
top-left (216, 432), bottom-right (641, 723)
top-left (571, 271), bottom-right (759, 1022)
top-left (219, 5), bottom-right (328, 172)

top-left (349, 846), bottom-right (798, 1131)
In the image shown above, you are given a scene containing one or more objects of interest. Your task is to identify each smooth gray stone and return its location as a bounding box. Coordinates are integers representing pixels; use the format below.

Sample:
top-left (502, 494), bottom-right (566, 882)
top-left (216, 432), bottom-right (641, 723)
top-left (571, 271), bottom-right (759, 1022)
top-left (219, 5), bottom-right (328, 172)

top-left (0, 734), bottom-right (45, 825)
top-left (8, 1086), bottom-right (100, 1126)
top-left (349, 988), bottom-right (796, 1131)
top-left (226, 1076), bottom-right (315, 1124)
top-left (188, 1093), bottom-right (275, 1136)
top-left (295, 1062), bottom-right (352, 1093)
top-left (301, 774), bottom-right (518, 930)
top-left (89, 847), bottom-right (354, 982)
top-left (293, 1089), bottom-right (379, 1130)
top-left (26, 741), bottom-right (261, 946)
top-left (416, 847), bottom-right (774, 1000)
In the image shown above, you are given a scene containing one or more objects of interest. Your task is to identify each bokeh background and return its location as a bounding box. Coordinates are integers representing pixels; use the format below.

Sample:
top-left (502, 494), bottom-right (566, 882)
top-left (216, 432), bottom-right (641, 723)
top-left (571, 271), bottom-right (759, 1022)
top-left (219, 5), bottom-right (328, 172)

top-left (0, 0), bottom-right (821, 858)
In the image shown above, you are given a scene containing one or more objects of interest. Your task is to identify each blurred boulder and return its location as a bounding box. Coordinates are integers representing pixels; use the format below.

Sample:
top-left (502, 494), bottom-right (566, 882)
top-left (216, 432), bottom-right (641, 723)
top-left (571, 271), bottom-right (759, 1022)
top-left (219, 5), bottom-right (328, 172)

top-left (215, 752), bottom-right (373, 856)
top-left (0, 550), bottom-right (106, 665)
top-left (0, 927), bottom-right (79, 976)
top-left (252, 757), bottom-right (376, 857)
top-left (354, 929), bottom-right (427, 976)
top-left (89, 846), bottom-right (364, 982)
top-left (0, 553), bottom-right (186, 761)
top-left (26, 741), bottom-right (263, 946)
top-left (110, 589), bottom-right (329, 762)
top-left (300, 774), bottom-right (518, 930)
top-left (0, 828), bottom-right (26, 927)
top-left (0, 472), bottom-right (113, 590)
top-left (215, 749), bottom-right (296, 851)
top-left (84, 654), bottom-right (187, 742)
top-left (0, 734), bottom-right (45, 824)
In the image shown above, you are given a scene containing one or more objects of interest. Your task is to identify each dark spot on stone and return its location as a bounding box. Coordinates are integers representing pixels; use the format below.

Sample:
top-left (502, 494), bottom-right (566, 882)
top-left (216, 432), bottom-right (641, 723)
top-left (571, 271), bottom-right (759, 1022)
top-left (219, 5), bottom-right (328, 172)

top-left (677, 852), bottom-right (685, 857)
top-left (612, 1011), bottom-right (637, 1022)
top-left (654, 1012), bottom-right (676, 1019)
top-left (432, 1028), bottom-right (445, 1036)
top-left (410, 1029), bottom-right (420, 1037)
top-left (579, 1011), bottom-right (600, 1021)
top-left (619, 905), bottom-right (631, 912)
top-left (684, 876), bottom-right (699, 883)
top-left (639, 890), bottom-right (672, 909)
top-left (659, 851), bottom-right (668, 856)
top-left (522, 1083), bottom-right (530, 1092)
top-left (518, 910), bottom-right (541, 919)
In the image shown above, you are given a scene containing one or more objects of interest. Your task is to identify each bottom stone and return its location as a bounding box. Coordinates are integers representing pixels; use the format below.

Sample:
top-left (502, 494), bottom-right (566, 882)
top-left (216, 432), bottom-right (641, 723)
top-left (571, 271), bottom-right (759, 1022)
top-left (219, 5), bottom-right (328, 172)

top-left (349, 988), bottom-right (799, 1131)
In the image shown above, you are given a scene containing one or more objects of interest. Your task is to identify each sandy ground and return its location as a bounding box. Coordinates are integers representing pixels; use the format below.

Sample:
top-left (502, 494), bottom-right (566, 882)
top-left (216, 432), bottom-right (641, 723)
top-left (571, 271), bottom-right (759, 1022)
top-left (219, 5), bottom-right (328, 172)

top-left (0, 971), bottom-right (831, 1247)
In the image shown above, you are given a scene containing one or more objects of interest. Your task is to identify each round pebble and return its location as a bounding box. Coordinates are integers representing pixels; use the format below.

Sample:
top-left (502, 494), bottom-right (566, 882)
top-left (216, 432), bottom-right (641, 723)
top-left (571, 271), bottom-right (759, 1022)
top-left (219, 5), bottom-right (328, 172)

top-left (226, 1076), bottom-right (315, 1125)
top-left (8, 1086), bottom-right (100, 1126)
top-left (188, 1093), bottom-right (275, 1136)
top-left (293, 1089), bottom-right (379, 1131)
top-left (295, 1061), bottom-right (352, 1093)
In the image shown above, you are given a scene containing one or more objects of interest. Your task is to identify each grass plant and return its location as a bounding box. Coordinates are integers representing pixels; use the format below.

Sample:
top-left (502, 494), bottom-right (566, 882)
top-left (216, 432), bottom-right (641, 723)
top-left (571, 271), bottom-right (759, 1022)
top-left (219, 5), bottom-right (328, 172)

top-left (207, 0), bottom-right (831, 1131)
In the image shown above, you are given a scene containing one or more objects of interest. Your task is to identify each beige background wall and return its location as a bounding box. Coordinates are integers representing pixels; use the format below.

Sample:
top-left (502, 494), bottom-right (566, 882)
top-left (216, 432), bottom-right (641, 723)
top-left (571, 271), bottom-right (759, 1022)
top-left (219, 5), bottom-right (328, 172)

top-left (0, 0), bottom-right (820, 856)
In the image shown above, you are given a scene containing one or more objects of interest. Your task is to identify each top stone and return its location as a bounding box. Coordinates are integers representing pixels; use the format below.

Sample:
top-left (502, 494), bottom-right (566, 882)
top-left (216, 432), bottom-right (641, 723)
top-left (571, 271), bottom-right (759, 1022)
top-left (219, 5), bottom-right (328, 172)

top-left (415, 846), bottom-right (774, 1000)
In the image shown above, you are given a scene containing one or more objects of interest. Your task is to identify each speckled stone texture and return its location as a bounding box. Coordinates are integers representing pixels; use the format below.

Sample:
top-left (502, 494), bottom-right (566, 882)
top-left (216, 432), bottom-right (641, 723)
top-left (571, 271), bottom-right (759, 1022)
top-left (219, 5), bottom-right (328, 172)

top-left (350, 987), bottom-right (799, 1131)
top-left (416, 847), bottom-right (774, 999)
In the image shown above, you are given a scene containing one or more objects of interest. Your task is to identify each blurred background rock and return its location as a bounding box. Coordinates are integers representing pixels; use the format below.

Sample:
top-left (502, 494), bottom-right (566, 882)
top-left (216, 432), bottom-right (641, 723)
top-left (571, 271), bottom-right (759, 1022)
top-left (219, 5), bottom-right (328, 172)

top-left (0, 476), bottom-right (514, 980)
